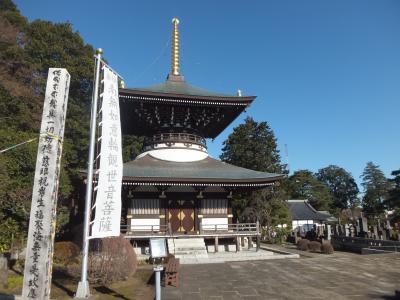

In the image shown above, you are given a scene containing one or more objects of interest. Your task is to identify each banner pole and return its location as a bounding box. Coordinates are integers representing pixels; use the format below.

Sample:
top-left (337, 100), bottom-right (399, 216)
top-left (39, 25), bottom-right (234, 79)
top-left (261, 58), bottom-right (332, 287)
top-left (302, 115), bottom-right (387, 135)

top-left (75, 48), bottom-right (103, 298)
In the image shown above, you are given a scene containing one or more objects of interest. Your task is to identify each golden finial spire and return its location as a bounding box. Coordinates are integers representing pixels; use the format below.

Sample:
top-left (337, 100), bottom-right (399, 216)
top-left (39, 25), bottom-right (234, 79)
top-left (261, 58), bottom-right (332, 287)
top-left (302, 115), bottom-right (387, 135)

top-left (171, 17), bottom-right (180, 76)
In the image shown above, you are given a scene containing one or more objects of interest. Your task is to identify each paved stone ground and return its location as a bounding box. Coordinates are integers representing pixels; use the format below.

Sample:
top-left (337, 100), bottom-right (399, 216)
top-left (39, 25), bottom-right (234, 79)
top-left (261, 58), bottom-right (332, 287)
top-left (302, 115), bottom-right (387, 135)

top-left (163, 251), bottom-right (400, 300)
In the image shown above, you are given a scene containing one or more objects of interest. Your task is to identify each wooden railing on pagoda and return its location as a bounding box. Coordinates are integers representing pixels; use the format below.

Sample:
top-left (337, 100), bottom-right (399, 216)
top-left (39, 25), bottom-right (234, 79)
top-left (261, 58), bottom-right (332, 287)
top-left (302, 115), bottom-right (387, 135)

top-left (144, 132), bottom-right (207, 149)
top-left (120, 221), bottom-right (260, 239)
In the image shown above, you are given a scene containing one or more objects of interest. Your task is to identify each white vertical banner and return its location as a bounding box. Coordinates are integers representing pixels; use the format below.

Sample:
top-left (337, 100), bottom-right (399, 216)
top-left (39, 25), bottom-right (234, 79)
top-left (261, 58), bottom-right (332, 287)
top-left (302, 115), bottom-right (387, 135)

top-left (22, 68), bottom-right (70, 299)
top-left (90, 65), bottom-right (122, 238)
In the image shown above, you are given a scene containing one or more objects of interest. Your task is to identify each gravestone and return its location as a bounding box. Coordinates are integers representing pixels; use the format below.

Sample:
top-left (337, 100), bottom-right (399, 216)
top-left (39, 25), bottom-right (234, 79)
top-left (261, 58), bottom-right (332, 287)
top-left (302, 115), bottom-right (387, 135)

top-left (387, 229), bottom-right (392, 240)
top-left (326, 224), bottom-right (331, 240)
top-left (0, 255), bottom-right (8, 289)
top-left (373, 225), bottom-right (378, 239)
top-left (360, 217), bottom-right (368, 237)
top-left (386, 220), bottom-right (391, 230)
top-left (356, 219), bottom-right (361, 236)
top-left (337, 224), bottom-right (342, 236)
top-left (345, 224), bottom-right (350, 237)
top-left (351, 225), bottom-right (356, 237)
top-left (381, 230), bottom-right (387, 241)
top-left (333, 225), bottom-right (338, 236)
top-left (317, 225), bottom-right (324, 237)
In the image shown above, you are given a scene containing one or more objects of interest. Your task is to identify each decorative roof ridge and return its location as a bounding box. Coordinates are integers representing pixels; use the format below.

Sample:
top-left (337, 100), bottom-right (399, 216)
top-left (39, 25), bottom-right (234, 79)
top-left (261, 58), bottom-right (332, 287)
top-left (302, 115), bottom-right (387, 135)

top-left (119, 89), bottom-right (255, 103)
top-left (305, 201), bottom-right (319, 213)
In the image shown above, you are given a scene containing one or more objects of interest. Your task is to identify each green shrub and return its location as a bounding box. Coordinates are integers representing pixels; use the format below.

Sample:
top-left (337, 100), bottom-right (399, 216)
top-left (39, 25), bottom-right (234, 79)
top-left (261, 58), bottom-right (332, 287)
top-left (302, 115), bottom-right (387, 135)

top-left (0, 218), bottom-right (21, 253)
top-left (308, 241), bottom-right (322, 252)
top-left (321, 242), bottom-right (334, 254)
top-left (7, 273), bottom-right (23, 290)
top-left (54, 241), bottom-right (80, 265)
top-left (274, 227), bottom-right (291, 244)
top-left (297, 239), bottom-right (310, 251)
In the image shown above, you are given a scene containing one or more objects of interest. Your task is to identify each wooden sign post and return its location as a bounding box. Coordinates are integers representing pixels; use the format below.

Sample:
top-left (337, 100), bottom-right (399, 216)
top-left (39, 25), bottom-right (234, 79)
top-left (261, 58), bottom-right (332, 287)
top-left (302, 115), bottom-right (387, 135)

top-left (22, 68), bottom-right (70, 299)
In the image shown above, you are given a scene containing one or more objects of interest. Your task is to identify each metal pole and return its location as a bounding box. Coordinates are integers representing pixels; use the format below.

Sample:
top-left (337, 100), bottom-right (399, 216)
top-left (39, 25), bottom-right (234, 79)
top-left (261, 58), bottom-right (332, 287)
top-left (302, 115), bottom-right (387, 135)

top-left (154, 265), bottom-right (163, 300)
top-left (75, 48), bottom-right (103, 299)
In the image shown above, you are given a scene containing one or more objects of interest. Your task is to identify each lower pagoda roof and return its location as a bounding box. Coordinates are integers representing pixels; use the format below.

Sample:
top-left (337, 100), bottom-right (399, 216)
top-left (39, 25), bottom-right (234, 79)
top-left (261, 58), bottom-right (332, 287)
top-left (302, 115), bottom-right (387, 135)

top-left (122, 154), bottom-right (283, 187)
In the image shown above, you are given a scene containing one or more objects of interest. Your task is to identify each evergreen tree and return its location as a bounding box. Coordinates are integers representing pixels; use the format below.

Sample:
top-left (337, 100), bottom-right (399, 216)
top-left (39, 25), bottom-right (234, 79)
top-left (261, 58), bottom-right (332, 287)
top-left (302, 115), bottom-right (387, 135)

top-left (360, 162), bottom-right (389, 217)
top-left (219, 117), bottom-right (288, 227)
top-left (287, 170), bottom-right (333, 211)
top-left (220, 116), bottom-right (284, 173)
top-left (384, 169), bottom-right (400, 210)
top-left (316, 165), bottom-right (359, 210)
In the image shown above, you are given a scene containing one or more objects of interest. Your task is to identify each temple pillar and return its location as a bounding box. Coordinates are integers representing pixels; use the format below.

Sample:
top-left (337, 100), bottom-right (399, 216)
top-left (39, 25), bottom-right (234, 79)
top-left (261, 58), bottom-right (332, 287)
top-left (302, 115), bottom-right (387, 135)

top-left (227, 190), bottom-right (233, 225)
top-left (158, 187), bottom-right (168, 233)
top-left (126, 189), bottom-right (134, 233)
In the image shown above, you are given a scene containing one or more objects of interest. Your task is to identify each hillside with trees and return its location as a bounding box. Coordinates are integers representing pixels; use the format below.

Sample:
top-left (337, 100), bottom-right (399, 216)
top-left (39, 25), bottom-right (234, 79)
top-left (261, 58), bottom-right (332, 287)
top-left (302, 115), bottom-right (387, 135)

top-left (0, 0), bottom-right (145, 251)
top-left (0, 0), bottom-right (96, 250)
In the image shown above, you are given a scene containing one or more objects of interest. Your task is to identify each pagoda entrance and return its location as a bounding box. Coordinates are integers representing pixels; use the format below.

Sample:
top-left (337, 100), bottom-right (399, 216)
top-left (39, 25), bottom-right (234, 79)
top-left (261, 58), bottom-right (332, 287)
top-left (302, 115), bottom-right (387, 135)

top-left (168, 199), bottom-right (195, 233)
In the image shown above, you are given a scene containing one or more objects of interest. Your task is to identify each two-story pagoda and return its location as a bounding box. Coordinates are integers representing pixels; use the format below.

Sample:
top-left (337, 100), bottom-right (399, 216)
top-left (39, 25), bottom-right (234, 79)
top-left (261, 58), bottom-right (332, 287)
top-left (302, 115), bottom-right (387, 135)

top-left (118, 19), bottom-right (283, 252)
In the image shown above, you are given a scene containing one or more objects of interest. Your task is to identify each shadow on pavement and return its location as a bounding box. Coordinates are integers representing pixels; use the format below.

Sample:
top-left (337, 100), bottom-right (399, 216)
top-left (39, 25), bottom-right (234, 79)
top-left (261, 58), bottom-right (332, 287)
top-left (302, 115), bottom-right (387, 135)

top-left (379, 290), bottom-right (400, 300)
top-left (93, 286), bottom-right (130, 300)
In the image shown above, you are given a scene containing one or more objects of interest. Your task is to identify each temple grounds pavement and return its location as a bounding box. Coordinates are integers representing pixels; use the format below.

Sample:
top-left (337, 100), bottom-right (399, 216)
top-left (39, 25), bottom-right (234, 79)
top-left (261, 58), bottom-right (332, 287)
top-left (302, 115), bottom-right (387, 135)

top-left (163, 248), bottom-right (400, 300)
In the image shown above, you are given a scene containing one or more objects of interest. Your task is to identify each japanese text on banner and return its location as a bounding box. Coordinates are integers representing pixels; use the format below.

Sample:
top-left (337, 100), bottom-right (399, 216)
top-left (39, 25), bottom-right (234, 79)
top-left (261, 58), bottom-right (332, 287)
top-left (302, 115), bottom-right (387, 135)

top-left (91, 66), bottom-right (122, 238)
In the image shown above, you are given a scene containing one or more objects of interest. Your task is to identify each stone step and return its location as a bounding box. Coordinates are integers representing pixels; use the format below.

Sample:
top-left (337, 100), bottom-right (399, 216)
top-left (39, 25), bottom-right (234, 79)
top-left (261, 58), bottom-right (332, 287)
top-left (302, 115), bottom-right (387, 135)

top-left (168, 238), bottom-right (205, 244)
top-left (175, 251), bottom-right (208, 256)
top-left (167, 238), bottom-right (208, 260)
top-left (174, 247), bottom-right (206, 251)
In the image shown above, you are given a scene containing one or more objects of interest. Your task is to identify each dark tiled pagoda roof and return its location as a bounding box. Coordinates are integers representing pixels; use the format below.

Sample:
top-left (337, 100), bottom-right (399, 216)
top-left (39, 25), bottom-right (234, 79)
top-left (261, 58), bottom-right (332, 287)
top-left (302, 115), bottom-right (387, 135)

top-left (122, 154), bottom-right (283, 187)
top-left (120, 75), bottom-right (255, 104)
top-left (129, 78), bottom-right (230, 97)
top-left (288, 200), bottom-right (335, 222)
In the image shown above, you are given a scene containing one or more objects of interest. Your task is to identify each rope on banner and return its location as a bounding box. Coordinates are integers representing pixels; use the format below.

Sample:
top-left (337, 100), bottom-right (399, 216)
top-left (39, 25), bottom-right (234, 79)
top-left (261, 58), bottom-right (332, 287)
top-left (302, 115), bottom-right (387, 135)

top-left (0, 137), bottom-right (37, 154)
top-left (40, 131), bottom-right (64, 143)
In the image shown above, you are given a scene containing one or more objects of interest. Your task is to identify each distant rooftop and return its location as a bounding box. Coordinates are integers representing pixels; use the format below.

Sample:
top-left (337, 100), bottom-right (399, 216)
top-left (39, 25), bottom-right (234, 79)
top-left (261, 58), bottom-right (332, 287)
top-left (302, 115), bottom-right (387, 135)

top-left (287, 199), bottom-right (336, 222)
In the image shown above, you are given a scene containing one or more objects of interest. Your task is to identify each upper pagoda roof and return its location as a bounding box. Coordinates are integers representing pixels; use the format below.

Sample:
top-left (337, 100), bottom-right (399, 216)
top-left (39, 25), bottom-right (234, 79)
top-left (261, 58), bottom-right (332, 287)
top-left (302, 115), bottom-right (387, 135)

top-left (119, 75), bottom-right (255, 105)
top-left (118, 76), bottom-right (255, 138)
top-left (128, 76), bottom-right (229, 97)
top-left (122, 154), bottom-right (283, 187)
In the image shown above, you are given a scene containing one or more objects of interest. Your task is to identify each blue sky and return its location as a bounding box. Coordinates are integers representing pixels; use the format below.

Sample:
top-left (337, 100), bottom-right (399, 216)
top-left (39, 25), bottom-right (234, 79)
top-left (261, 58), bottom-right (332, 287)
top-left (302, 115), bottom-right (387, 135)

top-left (14, 0), bottom-right (400, 188)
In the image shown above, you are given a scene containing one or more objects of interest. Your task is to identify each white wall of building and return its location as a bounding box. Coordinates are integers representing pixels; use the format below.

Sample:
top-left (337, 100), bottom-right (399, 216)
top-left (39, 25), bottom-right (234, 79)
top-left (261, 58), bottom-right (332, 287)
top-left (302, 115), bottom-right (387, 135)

top-left (201, 217), bottom-right (228, 230)
top-left (138, 147), bottom-right (208, 162)
top-left (130, 218), bottom-right (160, 231)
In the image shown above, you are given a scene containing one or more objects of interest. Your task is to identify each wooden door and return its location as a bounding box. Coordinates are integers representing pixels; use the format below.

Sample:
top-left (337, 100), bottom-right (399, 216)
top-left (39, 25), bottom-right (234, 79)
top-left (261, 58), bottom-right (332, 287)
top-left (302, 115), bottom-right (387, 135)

top-left (168, 200), bottom-right (195, 233)
top-left (180, 200), bottom-right (195, 232)
top-left (168, 199), bottom-right (181, 232)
